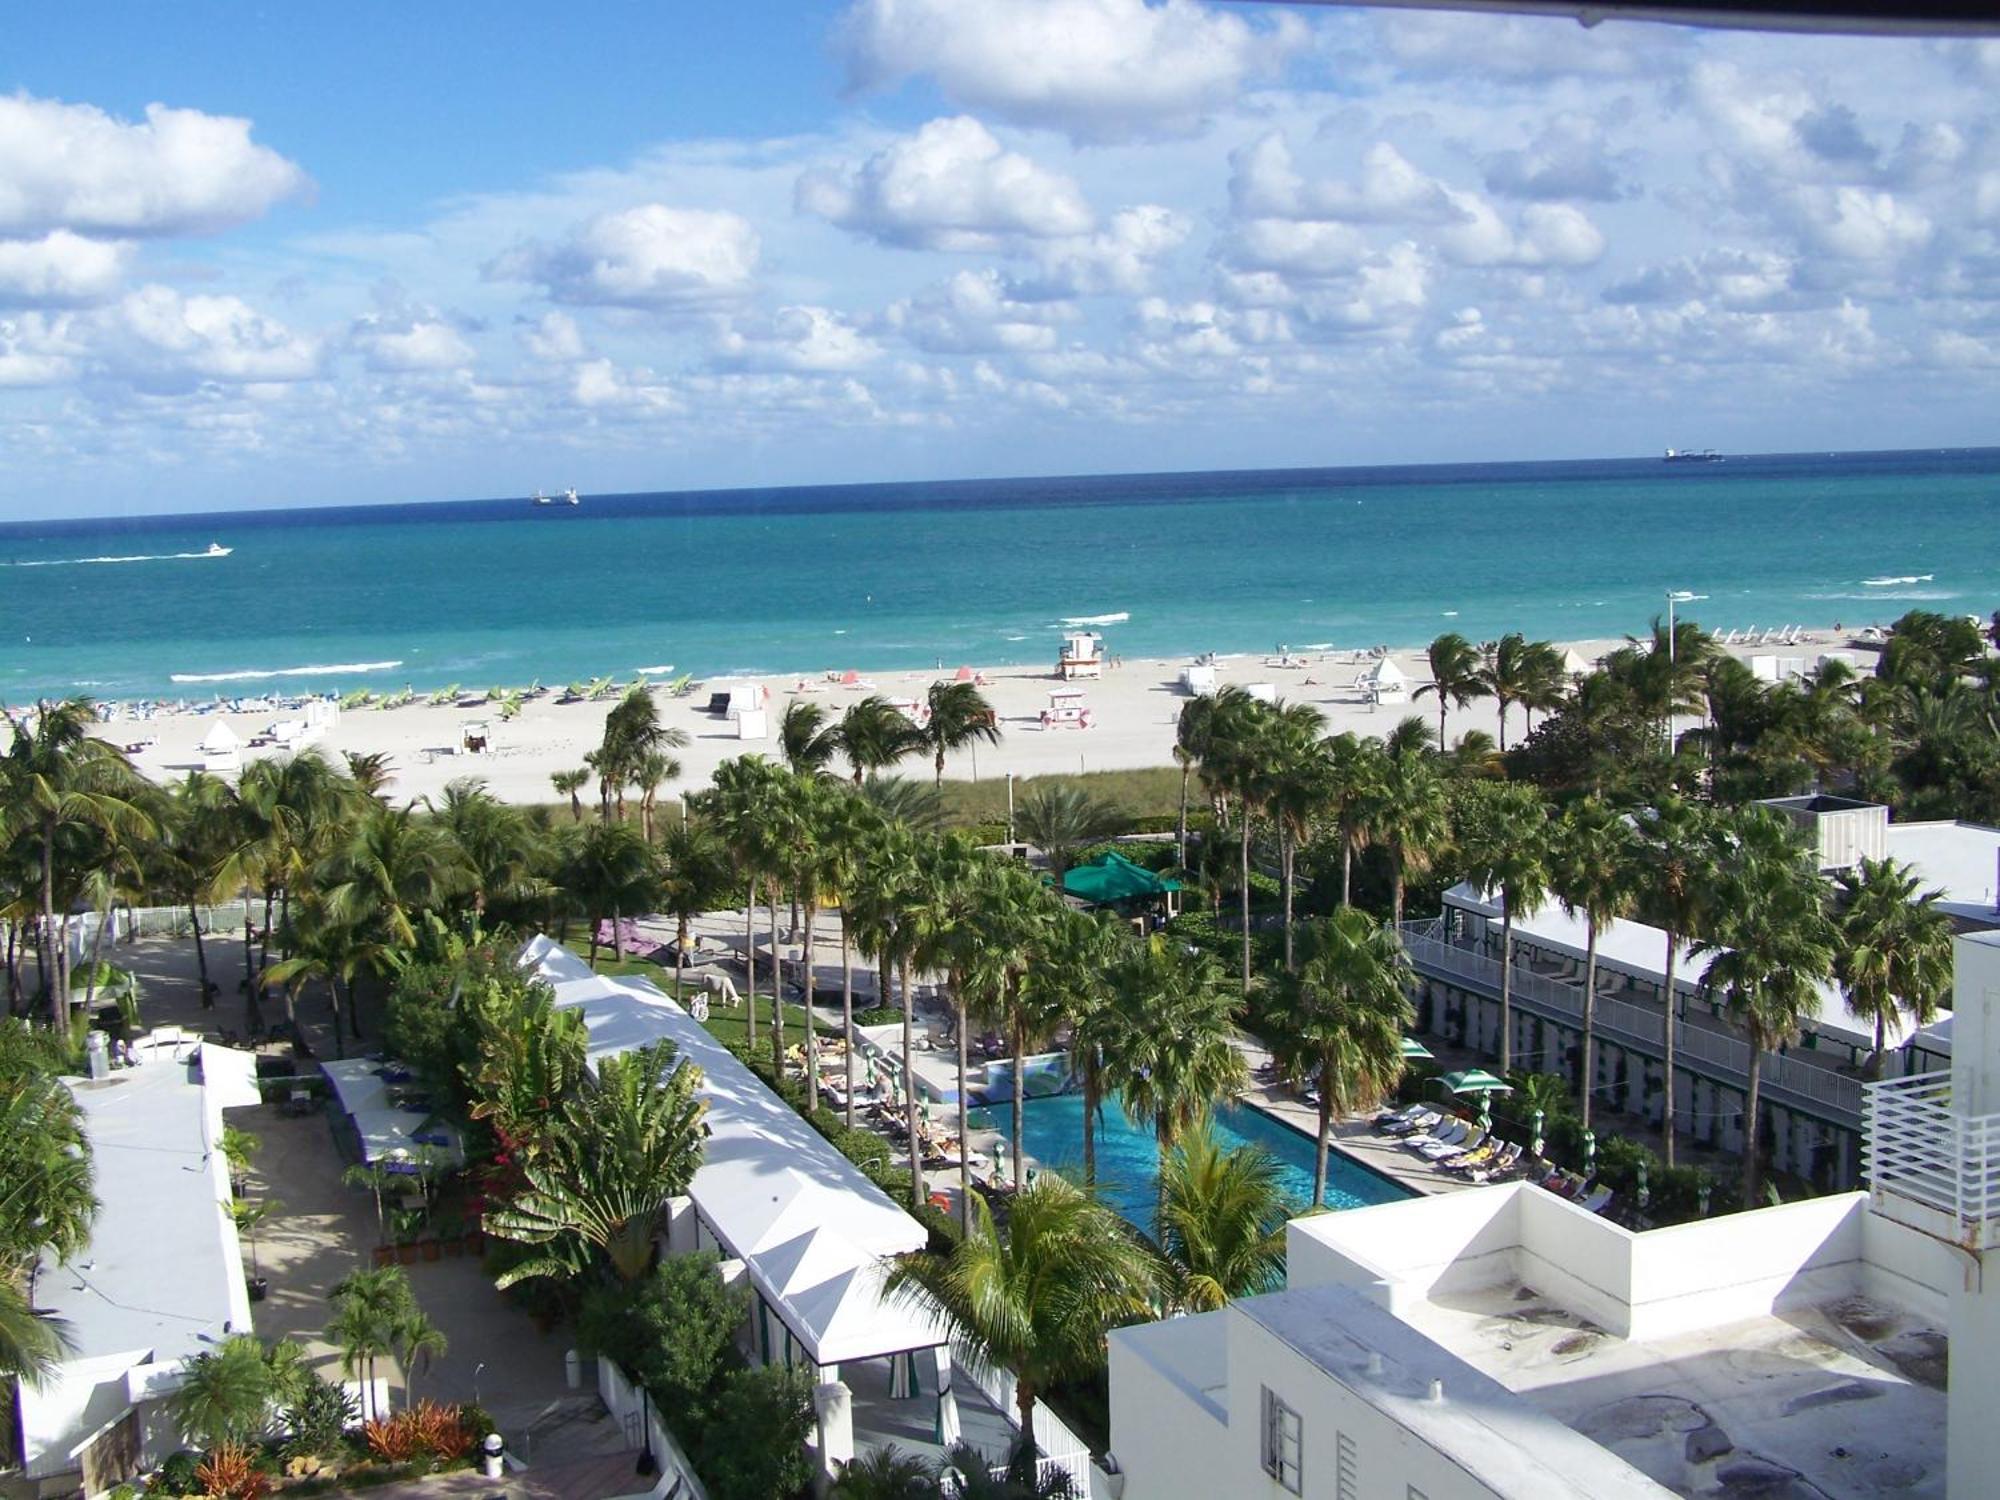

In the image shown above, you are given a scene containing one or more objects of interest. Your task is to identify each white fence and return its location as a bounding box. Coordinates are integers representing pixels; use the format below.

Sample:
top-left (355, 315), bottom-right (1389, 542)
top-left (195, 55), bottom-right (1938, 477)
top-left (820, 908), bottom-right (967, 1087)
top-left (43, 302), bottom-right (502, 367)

top-left (596, 1356), bottom-right (708, 1500)
top-left (65, 904), bottom-right (249, 960)
top-left (1864, 1071), bottom-right (2000, 1249)
top-left (953, 1342), bottom-right (1095, 1495)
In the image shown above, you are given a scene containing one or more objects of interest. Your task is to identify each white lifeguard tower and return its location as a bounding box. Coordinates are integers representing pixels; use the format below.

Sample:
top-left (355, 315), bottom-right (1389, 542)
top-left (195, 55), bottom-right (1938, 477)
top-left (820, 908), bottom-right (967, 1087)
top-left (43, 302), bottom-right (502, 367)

top-left (1057, 631), bottom-right (1103, 680)
top-left (1180, 661), bottom-right (1217, 696)
top-left (1040, 688), bottom-right (1093, 730)
top-left (1359, 656), bottom-right (1408, 706)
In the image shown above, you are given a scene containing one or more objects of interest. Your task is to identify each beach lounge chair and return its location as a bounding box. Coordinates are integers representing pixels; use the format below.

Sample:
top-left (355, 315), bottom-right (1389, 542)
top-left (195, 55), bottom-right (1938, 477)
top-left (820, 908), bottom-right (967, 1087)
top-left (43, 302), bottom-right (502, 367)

top-left (1407, 1119), bottom-right (1467, 1155)
top-left (1383, 1108), bottom-right (1440, 1138)
top-left (1422, 1126), bottom-right (1484, 1162)
top-left (1469, 1143), bottom-right (1522, 1183)
top-left (1373, 1104), bottom-right (1425, 1132)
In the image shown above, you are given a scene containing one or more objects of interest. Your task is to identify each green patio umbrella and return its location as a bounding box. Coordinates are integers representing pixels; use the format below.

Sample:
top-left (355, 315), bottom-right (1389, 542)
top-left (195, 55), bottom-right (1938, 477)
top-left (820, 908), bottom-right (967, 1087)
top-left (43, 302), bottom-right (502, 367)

top-left (1439, 1068), bottom-right (1513, 1095)
top-left (1400, 1037), bottom-right (1433, 1060)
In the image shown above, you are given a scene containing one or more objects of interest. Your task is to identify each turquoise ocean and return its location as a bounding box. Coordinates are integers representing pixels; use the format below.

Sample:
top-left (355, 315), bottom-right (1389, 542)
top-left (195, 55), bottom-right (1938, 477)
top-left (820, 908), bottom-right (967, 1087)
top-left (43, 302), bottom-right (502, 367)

top-left (2, 448), bottom-right (1996, 704)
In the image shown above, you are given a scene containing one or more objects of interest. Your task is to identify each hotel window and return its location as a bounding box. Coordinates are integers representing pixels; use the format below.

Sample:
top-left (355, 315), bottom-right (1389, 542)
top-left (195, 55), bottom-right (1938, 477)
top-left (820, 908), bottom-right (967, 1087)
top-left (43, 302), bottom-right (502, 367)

top-left (1259, 1387), bottom-right (1302, 1494)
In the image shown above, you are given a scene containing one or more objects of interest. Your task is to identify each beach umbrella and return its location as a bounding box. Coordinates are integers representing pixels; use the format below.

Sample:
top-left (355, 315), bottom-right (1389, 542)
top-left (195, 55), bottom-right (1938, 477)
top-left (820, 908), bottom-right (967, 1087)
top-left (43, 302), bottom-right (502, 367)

top-left (1400, 1037), bottom-right (1433, 1060)
top-left (1531, 1108), bottom-right (1545, 1159)
top-left (953, 665), bottom-right (974, 682)
top-left (1438, 1068), bottom-right (1512, 1096)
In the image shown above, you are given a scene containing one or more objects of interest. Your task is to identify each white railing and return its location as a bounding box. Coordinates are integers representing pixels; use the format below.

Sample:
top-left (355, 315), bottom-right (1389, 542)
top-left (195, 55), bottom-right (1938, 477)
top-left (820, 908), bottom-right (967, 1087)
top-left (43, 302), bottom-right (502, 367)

top-left (1399, 927), bottom-right (1864, 1120)
top-left (1863, 1071), bottom-right (2000, 1248)
top-left (597, 1356), bottom-right (709, 1500)
top-left (65, 903), bottom-right (249, 958)
top-left (953, 1343), bottom-right (1094, 1494)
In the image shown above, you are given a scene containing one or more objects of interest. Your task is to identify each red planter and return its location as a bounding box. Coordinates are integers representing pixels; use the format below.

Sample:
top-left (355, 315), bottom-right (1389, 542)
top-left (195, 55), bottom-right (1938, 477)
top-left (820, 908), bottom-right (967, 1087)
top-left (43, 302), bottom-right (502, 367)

top-left (372, 1244), bottom-right (395, 1267)
top-left (420, 1239), bottom-right (442, 1262)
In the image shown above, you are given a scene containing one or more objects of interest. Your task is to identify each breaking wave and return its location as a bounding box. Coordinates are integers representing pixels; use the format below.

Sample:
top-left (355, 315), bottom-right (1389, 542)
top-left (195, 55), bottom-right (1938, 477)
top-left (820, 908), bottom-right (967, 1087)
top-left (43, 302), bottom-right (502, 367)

top-left (1060, 611), bottom-right (1129, 626)
top-left (170, 660), bottom-right (403, 685)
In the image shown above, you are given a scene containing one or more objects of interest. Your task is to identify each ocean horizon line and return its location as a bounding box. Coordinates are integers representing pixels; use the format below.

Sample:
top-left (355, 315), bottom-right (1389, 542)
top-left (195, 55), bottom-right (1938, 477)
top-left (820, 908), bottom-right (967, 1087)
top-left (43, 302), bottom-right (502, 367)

top-left (11, 444), bottom-right (1999, 536)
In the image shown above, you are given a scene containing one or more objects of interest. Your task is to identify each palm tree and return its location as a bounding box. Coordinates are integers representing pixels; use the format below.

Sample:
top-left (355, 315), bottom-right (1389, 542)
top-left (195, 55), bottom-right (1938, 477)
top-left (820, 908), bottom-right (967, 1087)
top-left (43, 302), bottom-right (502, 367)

top-left (1320, 732), bottom-right (1384, 909)
top-left (858, 775), bottom-right (948, 834)
top-left (327, 1268), bottom-right (422, 1418)
top-left (557, 819), bottom-right (660, 964)
top-left (485, 1040), bottom-right (706, 1283)
top-left (1483, 633), bottom-right (1535, 751)
top-left (1454, 781), bottom-right (1550, 1073)
top-left (0, 1277), bottom-right (71, 1394)
top-left (551, 768), bottom-right (591, 822)
top-left (632, 749), bottom-right (680, 841)
top-left (1415, 633), bottom-right (1489, 746)
top-left (1371, 733), bottom-right (1448, 930)
top-left (845, 818), bottom-right (929, 1211)
top-left (1270, 909), bottom-right (1412, 1208)
top-left (885, 1176), bottom-right (1156, 1443)
top-left (1265, 703), bottom-right (1328, 970)
top-left (595, 687), bottom-right (689, 822)
top-left (838, 696), bottom-right (923, 784)
top-left (430, 777), bottom-right (537, 924)
top-left (169, 1333), bottom-right (297, 1447)
top-left (814, 791), bottom-right (875, 1130)
top-left (1157, 1122), bottom-right (1288, 1310)
top-left (344, 751), bottom-right (394, 800)
top-left (1172, 696), bottom-right (1217, 872)
top-left (1699, 817), bottom-right (1836, 1203)
top-left (657, 818), bottom-right (730, 982)
top-left (780, 701), bottom-right (842, 777)
top-left (920, 680), bottom-right (1002, 786)
top-left (1633, 796), bottom-right (1716, 1165)
top-left (1197, 687), bottom-right (1275, 993)
top-left (1012, 782), bottom-right (1124, 885)
top-left (0, 699), bottom-right (153, 1018)
top-left (1550, 796), bottom-right (1638, 1129)
top-left (1837, 857), bottom-right (1954, 1077)
top-left (1105, 937), bottom-right (1246, 1236)
top-left (1517, 639), bottom-right (1572, 733)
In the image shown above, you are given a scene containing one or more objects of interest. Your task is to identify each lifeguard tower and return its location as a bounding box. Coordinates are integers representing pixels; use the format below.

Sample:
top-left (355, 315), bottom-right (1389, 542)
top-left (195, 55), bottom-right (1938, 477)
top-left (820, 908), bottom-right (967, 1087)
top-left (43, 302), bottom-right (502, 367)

top-left (1057, 631), bottom-right (1103, 680)
top-left (1040, 688), bottom-right (1093, 730)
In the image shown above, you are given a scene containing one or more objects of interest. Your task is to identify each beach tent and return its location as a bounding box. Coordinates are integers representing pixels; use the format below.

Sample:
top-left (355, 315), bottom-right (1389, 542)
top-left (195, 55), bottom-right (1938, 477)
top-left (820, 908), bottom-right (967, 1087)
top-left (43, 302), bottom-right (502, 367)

top-left (1560, 647), bottom-right (1592, 677)
top-left (1361, 657), bottom-right (1408, 705)
top-left (953, 665), bottom-right (974, 682)
top-left (1063, 851), bottom-right (1181, 907)
top-left (198, 721), bottom-right (240, 771)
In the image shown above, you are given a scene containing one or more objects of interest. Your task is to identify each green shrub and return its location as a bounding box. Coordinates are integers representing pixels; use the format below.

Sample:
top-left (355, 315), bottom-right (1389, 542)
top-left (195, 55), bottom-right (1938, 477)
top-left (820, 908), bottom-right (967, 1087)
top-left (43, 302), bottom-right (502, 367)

top-left (283, 1371), bottom-right (360, 1457)
top-left (579, 1253), bottom-right (747, 1420)
top-left (154, 1451), bottom-right (203, 1496)
top-left (696, 1365), bottom-right (817, 1500)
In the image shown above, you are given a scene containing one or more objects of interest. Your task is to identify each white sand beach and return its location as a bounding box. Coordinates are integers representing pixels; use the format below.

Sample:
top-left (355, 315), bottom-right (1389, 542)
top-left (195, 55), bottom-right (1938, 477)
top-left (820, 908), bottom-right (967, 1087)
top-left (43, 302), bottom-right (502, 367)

top-left (87, 630), bottom-right (1861, 806)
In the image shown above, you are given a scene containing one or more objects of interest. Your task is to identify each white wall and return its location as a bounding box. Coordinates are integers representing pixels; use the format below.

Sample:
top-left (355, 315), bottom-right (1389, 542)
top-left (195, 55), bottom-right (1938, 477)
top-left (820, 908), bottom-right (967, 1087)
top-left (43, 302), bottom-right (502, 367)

top-left (1619, 1194), bottom-right (1865, 1340)
top-left (1107, 1320), bottom-right (1232, 1500)
top-left (1287, 1187), bottom-right (1521, 1317)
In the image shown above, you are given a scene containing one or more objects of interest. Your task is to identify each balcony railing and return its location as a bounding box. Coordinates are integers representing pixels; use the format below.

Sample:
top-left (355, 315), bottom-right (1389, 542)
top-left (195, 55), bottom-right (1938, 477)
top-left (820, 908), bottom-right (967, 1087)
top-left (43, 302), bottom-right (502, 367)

top-left (1863, 1071), bottom-right (2000, 1249)
top-left (1397, 925), bottom-right (1864, 1121)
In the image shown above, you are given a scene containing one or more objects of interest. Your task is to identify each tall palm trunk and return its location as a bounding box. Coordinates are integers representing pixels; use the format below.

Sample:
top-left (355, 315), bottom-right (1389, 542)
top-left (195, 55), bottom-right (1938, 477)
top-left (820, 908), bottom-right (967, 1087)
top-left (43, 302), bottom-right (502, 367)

top-left (744, 901), bottom-right (757, 1051)
top-left (1391, 847), bottom-right (1406, 930)
top-left (1742, 1044), bottom-right (1764, 1205)
top-left (802, 900), bottom-right (819, 1115)
top-left (1313, 1061), bottom-right (1334, 1208)
top-left (1081, 1055), bottom-right (1098, 1188)
top-left (1175, 760), bottom-right (1191, 871)
top-left (81, 895), bottom-right (113, 1017)
top-left (1238, 813), bottom-right (1253, 994)
top-left (901, 951), bottom-right (923, 1212)
top-left (955, 976), bottom-right (971, 1237)
top-left (331, 975), bottom-right (350, 1060)
top-left (1010, 1007), bottom-right (1027, 1189)
top-left (1580, 922), bottom-right (1600, 1130)
top-left (190, 904), bottom-right (212, 1008)
top-left (1341, 831), bottom-right (1354, 909)
top-left (1280, 831), bottom-right (1297, 971)
top-left (1014, 1377), bottom-right (1037, 1459)
top-left (1661, 932), bottom-right (1679, 1167)
top-left (841, 915), bottom-right (856, 1131)
top-left (1498, 908), bottom-right (1515, 1073)
top-left (768, 881), bottom-right (785, 1075)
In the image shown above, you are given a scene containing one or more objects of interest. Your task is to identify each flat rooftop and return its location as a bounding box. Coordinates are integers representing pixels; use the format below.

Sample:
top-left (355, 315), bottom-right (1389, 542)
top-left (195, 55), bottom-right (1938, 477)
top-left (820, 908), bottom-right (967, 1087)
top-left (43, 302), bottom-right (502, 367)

top-left (1398, 1279), bottom-right (1946, 1498)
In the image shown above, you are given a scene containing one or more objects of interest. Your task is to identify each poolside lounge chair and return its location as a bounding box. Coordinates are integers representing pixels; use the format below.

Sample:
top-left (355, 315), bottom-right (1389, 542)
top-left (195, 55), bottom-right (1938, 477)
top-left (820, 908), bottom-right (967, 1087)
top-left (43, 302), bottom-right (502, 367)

top-left (1407, 1119), bottom-right (1468, 1155)
top-left (1422, 1126), bottom-right (1485, 1162)
top-left (1468, 1143), bottom-right (1522, 1183)
top-left (1382, 1108), bottom-right (1440, 1137)
top-left (1373, 1104), bottom-right (1426, 1132)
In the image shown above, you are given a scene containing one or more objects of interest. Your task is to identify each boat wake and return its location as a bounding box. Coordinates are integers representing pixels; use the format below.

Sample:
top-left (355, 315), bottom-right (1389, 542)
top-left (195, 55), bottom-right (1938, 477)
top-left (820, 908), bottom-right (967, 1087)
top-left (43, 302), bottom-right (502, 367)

top-left (634, 664), bottom-right (677, 675)
top-left (1060, 611), bottom-right (1129, 626)
top-left (1861, 574), bottom-right (1934, 587)
top-left (8, 547), bottom-right (233, 568)
top-left (171, 660), bottom-right (403, 685)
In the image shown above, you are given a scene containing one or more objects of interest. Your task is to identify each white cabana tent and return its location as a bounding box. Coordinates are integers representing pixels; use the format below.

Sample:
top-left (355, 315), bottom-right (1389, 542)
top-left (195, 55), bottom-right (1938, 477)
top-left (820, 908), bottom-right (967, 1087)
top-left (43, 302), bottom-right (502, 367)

top-left (1361, 657), bottom-right (1408, 705)
top-left (519, 940), bottom-right (953, 1441)
top-left (1560, 646), bottom-right (1592, 677)
top-left (198, 720), bottom-right (240, 771)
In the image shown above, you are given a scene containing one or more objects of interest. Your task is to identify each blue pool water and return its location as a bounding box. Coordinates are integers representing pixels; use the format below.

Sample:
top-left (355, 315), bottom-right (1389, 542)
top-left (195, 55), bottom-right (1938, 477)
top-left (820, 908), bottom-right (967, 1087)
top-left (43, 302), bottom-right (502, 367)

top-left (968, 1094), bottom-right (1413, 1229)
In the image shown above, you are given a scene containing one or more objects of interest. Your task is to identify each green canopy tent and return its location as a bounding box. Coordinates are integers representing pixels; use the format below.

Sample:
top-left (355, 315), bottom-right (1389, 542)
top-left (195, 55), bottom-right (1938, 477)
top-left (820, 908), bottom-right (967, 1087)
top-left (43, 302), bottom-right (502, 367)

top-left (1060, 850), bottom-right (1182, 912)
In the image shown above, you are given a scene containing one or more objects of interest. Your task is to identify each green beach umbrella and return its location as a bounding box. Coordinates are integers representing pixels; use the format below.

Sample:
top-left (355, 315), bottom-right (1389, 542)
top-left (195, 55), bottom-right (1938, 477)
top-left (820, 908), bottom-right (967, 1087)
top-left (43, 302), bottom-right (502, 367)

top-left (1400, 1037), bottom-right (1433, 1060)
top-left (1439, 1068), bottom-right (1512, 1095)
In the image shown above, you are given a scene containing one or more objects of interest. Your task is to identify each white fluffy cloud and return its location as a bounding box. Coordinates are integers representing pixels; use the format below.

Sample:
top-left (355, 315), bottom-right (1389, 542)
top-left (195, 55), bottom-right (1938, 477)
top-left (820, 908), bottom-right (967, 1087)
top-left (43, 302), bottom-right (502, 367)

top-left (839, 0), bottom-right (1306, 144)
top-left (885, 269), bottom-right (1070, 353)
top-left (799, 117), bottom-right (1094, 252)
top-left (351, 312), bottom-right (475, 373)
top-left (0, 230), bottom-right (131, 305)
top-left (712, 306), bottom-right (881, 372)
top-left (0, 94), bottom-right (306, 237)
top-left (1482, 116), bottom-right (1628, 202)
top-left (104, 285), bottom-right (322, 384)
top-left (517, 311), bottom-right (589, 363)
top-left (488, 204), bottom-right (760, 307)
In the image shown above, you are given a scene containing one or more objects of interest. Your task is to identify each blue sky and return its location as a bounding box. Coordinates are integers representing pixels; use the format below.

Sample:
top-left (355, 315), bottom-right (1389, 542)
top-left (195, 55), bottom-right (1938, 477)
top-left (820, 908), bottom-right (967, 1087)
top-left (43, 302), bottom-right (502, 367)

top-left (2, 1), bottom-right (1996, 517)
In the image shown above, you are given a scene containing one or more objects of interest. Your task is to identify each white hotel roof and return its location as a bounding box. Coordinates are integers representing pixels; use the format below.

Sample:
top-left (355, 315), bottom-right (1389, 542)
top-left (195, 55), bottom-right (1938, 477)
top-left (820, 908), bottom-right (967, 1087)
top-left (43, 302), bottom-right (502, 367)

top-left (518, 936), bottom-right (942, 1365)
top-left (1881, 819), bottom-right (2000, 927)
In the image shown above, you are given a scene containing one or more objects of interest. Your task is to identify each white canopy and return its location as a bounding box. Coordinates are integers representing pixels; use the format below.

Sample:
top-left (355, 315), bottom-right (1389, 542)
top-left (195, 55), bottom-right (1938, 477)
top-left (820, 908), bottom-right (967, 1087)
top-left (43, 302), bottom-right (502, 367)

top-left (321, 1058), bottom-right (464, 1170)
top-left (198, 721), bottom-right (239, 753)
top-left (1560, 647), bottom-right (1592, 676)
top-left (1363, 657), bottom-right (1407, 686)
top-left (523, 939), bottom-right (944, 1366)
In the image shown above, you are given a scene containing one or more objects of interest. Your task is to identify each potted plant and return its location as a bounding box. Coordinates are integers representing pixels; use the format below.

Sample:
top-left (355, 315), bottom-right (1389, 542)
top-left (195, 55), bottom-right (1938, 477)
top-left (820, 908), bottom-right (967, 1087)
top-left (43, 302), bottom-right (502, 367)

top-left (230, 1198), bottom-right (277, 1302)
top-left (394, 1208), bottom-right (425, 1265)
top-left (434, 1211), bottom-right (466, 1258)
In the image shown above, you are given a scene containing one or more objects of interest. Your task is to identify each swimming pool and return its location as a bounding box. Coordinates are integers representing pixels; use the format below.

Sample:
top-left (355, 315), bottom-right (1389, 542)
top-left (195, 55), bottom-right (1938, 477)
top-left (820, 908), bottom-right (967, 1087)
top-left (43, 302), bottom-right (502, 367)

top-left (966, 1093), bottom-right (1414, 1229)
